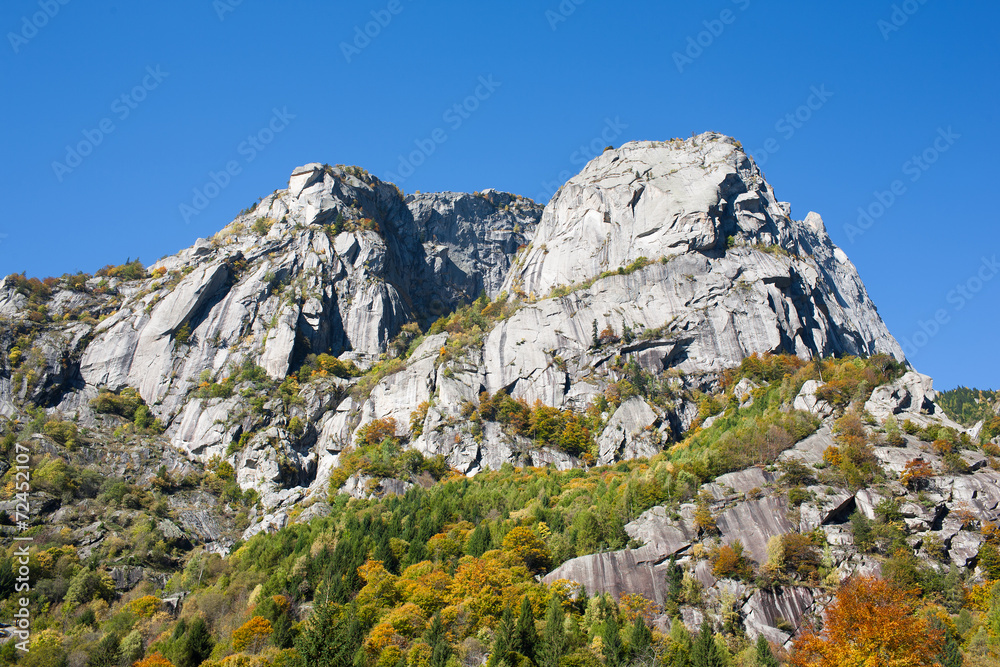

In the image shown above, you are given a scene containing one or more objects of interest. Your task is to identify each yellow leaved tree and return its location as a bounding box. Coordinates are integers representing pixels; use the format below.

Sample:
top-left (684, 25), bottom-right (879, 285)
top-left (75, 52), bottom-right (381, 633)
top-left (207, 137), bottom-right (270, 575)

top-left (791, 576), bottom-right (942, 667)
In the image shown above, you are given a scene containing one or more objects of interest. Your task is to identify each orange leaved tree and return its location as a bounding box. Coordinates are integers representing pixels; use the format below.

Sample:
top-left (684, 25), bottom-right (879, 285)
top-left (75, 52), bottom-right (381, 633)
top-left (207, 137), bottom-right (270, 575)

top-left (791, 576), bottom-right (942, 667)
top-left (133, 653), bottom-right (175, 667)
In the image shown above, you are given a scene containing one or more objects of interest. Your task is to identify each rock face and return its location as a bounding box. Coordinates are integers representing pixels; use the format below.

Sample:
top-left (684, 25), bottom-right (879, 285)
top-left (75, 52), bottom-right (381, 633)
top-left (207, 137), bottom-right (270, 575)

top-left (7, 133), bottom-right (998, 646)
top-left (865, 371), bottom-right (961, 429)
top-left (1, 134), bottom-right (918, 535)
top-left (407, 189), bottom-right (540, 302)
top-left (743, 587), bottom-right (814, 646)
top-left (502, 136), bottom-right (901, 368)
top-left (597, 398), bottom-right (661, 465)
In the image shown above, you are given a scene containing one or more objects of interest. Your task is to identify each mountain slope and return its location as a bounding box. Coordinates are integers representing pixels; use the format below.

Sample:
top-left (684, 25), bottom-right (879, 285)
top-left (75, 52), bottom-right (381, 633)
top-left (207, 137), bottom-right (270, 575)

top-left (1, 135), bottom-right (913, 526)
top-left (1, 133), bottom-right (998, 667)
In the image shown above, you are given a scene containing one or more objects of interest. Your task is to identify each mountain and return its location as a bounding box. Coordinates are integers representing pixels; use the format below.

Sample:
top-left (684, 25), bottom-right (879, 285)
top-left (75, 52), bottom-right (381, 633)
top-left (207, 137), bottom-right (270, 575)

top-left (1, 132), bottom-right (996, 665)
top-left (0, 134), bottom-right (905, 518)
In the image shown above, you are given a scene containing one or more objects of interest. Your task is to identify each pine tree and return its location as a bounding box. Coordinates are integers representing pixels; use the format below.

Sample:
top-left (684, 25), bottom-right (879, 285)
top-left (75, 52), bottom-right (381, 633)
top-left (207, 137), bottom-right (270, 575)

top-left (665, 556), bottom-right (684, 615)
top-left (271, 611), bottom-right (294, 649)
top-left (942, 565), bottom-right (964, 613)
top-left (940, 631), bottom-right (962, 667)
top-left (515, 597), bottom-right (538, 662)
top-left (754, 635), bottom-right (779, 667)
top-left (430, 640), bottom-right (451, 667)
top-left (425, 611), bottom-right (446, 646)
top-left (691, 621), bottom-right (725, 667)
top-left (467, 522), bottom-right (492, 557)
top-left (592, 320), bottom-right (600, 349)
top-left (931, 617), bottom-right (962, 667)
top-left (601, 598), bottom-right (626, 667)
top-left (630, 615), bottom-right (654, 664)
top-left (294, 602), bottom-right (363, 667)
top-left (188, 617), bottom-right (215, 667)
top-left (663, 621), bottom-right (692, 667)
top-left (425, 612), bottom-right (451, 667)
top-left (488, 606), bottom-right (518, 667)
top-left (537, 595), bottom-right (566, 667)
top-left (86, 633), bottom-right (121, 667)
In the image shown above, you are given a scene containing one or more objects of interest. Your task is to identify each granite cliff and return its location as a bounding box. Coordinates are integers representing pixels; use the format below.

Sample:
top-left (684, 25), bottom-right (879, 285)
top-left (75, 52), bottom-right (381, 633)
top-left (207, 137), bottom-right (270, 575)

top-left (3, 133), bottom-right (995, 651)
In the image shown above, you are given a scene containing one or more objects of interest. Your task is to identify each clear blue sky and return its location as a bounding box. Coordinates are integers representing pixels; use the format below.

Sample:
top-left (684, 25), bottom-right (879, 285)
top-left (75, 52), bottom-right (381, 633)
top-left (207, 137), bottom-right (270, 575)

top-left (2, 1), bottom-right (997, 390)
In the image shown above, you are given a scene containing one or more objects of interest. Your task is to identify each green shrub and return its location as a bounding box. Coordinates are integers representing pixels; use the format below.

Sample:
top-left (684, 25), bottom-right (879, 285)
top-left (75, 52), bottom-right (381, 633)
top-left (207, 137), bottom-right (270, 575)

top-left (96, 259), bottom-right (147, 281)
top-left (43, 420), bottom-right (78, 448)
top-left (91, 388), bottom-right (146, 420)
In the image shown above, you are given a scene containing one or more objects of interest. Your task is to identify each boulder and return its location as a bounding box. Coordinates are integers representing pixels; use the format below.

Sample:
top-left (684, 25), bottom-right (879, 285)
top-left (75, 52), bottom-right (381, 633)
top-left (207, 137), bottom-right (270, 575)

top-left (701, 467), bottom-right (774, 501)
top-left (625, 505), bottom-right (696, 557)
top-left (793, 380), bottom-right (833, 418)
top-left (597, 397), bottom-right (660, 465)
top-left (733, 378), bottom-right (759, 407)
top-left (864, 371), bottom-right (961, 429)
top-left (949, 531), bottom-right (984, 568)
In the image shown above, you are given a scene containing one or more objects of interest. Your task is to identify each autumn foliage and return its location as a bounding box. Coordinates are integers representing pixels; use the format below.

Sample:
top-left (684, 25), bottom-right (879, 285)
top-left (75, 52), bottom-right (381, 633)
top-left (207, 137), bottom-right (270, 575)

top-left (900, 458), bottom-right (934, 490)
top-left (791, 576), bottom-right (942, 667)
top-left (126, 595), bottom-right (163, 618)
top-left (133, 653), bottom-right (175, 667)
top-left (230, 615), bottom-right (273, 653)
top-left (501, 526), bottom-right (552, 574)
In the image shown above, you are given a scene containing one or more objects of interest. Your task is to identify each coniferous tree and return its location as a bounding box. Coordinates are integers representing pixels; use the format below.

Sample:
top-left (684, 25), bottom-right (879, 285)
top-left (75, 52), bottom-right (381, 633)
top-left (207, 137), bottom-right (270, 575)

top-left (294, 602), bottom-right (363, 667)
top-left (630, 615), bottom-right (654, 665)
top-left (180, 616), bottom-right (214, 667)
top-left (601, 598), bottom-right (626, 667)
top-left (425, 611), bottom-right (446, 647)
top-left (430, 638), bottom-right (451, 667)
top-left (663, 621), bottom-right (692, 667)
top-left (691, 621), bottom-right (725, 667)
top-left (271, 610), bottom-right (294, 649)
top-left (665, 556), bottom-right (684, 615)
top-left (467, 522), bottom-right (492, 557)
top-left (488, 606), bottom-right (518, 667)
top-left (940, 631), bottom-right (962, 667)
top-left (538, 595), bottom-right (567, 667)
top-left (86, 633), bottom-right (121, 667)
top-left (425, 612), bottom-right (451, 667)
top-left (754, 635), bottom-right (779, 667)
top-left (930, 617), bottom-right (962, 667)
top-left (515, 596), bottom-right (538, 662)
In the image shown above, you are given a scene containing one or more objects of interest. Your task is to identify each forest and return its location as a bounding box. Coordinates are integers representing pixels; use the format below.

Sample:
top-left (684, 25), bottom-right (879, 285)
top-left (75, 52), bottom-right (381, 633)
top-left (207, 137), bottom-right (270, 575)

top-left (0, 351), bottom-right (998, 667)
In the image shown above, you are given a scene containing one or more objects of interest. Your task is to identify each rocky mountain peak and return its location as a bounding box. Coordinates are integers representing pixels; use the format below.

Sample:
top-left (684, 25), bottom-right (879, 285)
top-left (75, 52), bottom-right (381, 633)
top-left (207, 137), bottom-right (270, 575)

top-left (3, 135), bottom-right (995, 667)
top-left (1, 135), bottom-right (914, 530)
top-left (509, 132), bottom-right (832, 296)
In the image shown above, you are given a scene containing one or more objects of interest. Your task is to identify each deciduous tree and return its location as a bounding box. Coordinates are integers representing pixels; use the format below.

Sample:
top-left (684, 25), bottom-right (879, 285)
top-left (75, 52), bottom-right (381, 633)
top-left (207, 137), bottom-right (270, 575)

top-left (790, 576), bottom-right (943, 666)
